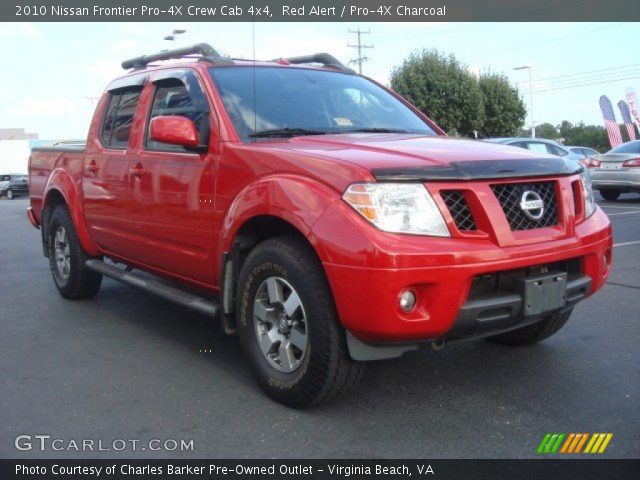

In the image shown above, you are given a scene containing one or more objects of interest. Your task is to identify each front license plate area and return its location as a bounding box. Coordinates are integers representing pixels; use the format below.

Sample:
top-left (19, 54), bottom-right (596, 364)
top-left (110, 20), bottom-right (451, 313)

top-left (517, 272), bottom-right (567, 317)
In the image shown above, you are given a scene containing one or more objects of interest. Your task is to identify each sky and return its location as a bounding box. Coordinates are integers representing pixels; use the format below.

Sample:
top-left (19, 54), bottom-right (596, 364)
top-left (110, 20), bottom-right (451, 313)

top-left (0, 21), bottom-right (638, 139)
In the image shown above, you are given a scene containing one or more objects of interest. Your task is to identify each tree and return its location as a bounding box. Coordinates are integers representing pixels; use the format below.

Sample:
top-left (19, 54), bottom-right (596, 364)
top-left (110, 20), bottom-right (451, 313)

top-left (390, 49), bottom-right (484, 136)
top-left (558, 121), bottom-right (609, 152)
top-left (532, 122), bottom-right (559, 140)
top-left (478, 73), bottom-right (526, 137)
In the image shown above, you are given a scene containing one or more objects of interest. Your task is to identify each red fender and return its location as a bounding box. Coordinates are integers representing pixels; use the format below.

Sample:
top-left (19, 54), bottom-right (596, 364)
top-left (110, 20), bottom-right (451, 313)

top-left (44, 168), bottom-right (100, 257)
top-left (219, 174), bottom-right (339, 262)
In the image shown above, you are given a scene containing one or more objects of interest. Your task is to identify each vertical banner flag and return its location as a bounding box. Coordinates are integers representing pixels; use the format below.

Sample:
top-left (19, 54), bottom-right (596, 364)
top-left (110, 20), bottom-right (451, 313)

top-left (617, 101), bottom-right (637, 140)
top-left (599, 95), bottom-right (623, 148)
top-left (625, 88), bottom-right (640, 133)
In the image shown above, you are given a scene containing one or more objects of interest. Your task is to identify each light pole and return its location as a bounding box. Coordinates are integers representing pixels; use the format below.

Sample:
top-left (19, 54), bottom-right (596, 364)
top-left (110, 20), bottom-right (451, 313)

top-left (514, 65), bottom-right (535, 138)
top-left (164, 28), bottom-right (186, 48)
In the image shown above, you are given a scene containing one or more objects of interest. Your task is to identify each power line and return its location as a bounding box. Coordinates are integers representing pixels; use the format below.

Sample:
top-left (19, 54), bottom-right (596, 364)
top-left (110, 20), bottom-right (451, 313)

top-left (530, 75), bottom-right (640, 94)
top-left (347, 28), bottom-right (373, 75)
top-left (521, 63), bottom-right (640, 84)
top-left (474, 22), bottom-right (627, 59)
top-left (524, 68), bottom-right (640, 90)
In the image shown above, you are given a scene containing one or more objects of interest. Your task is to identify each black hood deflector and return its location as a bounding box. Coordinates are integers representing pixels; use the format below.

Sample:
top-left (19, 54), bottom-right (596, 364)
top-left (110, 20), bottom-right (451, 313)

top-left (372, 158), bottom-right (582, 182)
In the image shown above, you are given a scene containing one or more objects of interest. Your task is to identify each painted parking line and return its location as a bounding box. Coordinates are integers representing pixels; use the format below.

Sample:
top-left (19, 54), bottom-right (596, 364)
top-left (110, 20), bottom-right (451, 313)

top-left (613, 240), bottom-right (640, 248)
top-left (606, 210), bottom-right (640, 217)
top-left (599, 205), bottom-right (640, 209)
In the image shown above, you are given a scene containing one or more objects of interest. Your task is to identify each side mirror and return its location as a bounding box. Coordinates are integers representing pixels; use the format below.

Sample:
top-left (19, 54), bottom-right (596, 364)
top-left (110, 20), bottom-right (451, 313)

top-left (149, 115), bottom-right (200, 148)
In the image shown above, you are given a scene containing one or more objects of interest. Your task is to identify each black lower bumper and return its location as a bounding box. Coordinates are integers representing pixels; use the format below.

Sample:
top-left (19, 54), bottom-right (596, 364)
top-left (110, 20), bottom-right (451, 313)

top-left (446, 274), bottom-right (591, 341)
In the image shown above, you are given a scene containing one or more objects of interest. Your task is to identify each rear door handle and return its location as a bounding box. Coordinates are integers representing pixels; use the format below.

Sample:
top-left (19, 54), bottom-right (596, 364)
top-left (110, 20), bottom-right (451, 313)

top-left (129, 164), bottom-right (147, 178)
top-left (85, 161), bottom-right (99, 174)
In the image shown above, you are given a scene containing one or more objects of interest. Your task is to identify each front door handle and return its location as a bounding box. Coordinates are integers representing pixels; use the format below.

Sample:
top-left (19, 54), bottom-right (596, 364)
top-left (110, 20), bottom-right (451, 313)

top-left (129, 163), bottom-right (147, 178)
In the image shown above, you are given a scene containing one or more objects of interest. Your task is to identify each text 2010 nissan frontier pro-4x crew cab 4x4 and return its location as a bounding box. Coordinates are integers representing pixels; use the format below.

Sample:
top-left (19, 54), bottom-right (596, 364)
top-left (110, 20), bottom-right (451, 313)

top-left (28, 44), bottom-right (612, 408)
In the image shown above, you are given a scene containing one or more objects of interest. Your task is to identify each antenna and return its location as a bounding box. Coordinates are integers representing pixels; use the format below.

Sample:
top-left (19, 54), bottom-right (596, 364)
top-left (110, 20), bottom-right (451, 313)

top-left (252, 22), bottom-right (257, 138)
top-left (347, 28), bottom-right (373, 75)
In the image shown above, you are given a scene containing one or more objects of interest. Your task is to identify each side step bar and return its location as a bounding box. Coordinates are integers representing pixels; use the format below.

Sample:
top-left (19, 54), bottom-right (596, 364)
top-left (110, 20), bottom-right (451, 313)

top-left (85, 259), bottom-right (219, 317)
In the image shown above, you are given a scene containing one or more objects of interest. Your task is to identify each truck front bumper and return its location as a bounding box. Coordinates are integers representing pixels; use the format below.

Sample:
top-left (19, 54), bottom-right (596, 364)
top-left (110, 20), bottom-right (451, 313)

top-left (314, 205), bottom-right (612, 356)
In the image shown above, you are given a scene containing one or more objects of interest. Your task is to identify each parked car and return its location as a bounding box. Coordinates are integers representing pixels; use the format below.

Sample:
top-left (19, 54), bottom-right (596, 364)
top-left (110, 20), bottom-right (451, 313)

top-left (586, 140), bottom-right (640, 201)
top-left (27, 44), bottom-right (612, 408)
top-left (0, 174), bottom-right (29, 199)
top-left (566, 146), bottom-right (600, 159)
top-left (485, 137), bottom-right (588, 162)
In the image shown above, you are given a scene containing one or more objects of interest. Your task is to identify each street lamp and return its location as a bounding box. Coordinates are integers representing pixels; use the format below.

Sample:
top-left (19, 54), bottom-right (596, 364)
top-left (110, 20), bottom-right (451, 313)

top-left (164, 28), bottom-right (186, 48)
top-left (514, 65), bottom-right (535, 139)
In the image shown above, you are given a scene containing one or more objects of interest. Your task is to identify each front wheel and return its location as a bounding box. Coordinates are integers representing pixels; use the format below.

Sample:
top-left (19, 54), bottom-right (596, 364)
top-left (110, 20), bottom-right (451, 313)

top-left (236, 236), bottom-right (364, 408)
top-left (486, 309), bottom-right (573, 346)
top-left (599, 189), bottom-right (621, 201)
top-left (6, 189), bottom-right (13, 200)
top-left (46, 205), bottom-right (103, 299)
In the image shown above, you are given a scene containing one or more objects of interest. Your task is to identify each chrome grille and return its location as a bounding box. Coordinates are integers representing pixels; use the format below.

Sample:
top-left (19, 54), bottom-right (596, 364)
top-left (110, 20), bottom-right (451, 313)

top-left (491, 181), bottom-right (558, 231)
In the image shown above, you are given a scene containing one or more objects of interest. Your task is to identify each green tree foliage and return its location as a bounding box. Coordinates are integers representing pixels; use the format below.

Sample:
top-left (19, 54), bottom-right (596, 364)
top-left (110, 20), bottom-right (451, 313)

top-left (528, 122), bottom-right (559, 140)
top-left (478, 73), bottom-right (526, 137)
top-left (390, 49), bottom-right (485, 136)
top-left (558, 121), bottom-right (610, 152)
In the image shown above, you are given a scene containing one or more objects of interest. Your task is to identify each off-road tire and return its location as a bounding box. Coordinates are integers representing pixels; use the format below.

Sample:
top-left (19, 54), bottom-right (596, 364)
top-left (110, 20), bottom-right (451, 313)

top-left (236, 236), bottom-right (364, 408)
top-left (47, 205), bottom-right (102, 299)
top-left (599, 189), bottom-right (621, 201)
top-left (486, 309), bottom-right (573, 346)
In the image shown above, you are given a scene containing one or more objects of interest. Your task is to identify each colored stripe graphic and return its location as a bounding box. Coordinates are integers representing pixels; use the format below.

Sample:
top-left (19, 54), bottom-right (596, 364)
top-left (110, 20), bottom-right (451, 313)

top-left (537, 433), bottom-right (565, 454)
top-left (599, 95), bottom-right (623, 148)
top-left (538, 433), bottom-right (613, 454)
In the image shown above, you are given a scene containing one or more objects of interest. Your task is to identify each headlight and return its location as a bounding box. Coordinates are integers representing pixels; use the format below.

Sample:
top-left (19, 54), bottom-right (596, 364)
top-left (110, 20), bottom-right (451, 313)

top-left (580, 168), bottom-right (596, 218)
top-left (342, 183), bottom-right (450, 236)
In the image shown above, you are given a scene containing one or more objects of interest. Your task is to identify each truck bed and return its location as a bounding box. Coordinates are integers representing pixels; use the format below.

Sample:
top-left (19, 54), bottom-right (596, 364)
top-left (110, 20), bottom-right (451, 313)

top-left (28, 145), bottom-right (86, 224)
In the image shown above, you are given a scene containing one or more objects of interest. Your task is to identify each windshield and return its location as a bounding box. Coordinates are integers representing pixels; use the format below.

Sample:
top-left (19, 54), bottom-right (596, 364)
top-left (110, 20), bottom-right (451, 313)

top-left (209, 66), bottom-right (436, 141)
top-left (608, 140), bottom-right (640, 154)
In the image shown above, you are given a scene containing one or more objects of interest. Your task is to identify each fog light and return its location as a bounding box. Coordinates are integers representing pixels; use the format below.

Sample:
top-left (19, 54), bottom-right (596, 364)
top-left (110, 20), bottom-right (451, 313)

top-left (399, 290), bottom-right (416, 312)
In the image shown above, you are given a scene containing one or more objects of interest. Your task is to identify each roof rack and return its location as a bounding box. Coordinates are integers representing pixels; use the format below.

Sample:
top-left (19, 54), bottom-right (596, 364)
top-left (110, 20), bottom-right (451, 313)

top-left (122, 43), bottom-right (232, 70)
top-left (276, 53), bottom-right (356, 74)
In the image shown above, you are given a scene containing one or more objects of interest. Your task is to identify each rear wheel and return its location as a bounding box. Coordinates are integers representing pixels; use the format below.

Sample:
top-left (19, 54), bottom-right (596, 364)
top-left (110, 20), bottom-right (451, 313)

top-left (599, 189), bottom-right (621, 201)
top-left (47, 205), bottom-right (102, 299)
top-left (236, 236), bottom-right (364, 408)
top-left (6, 189), bottom-right (13, 200)
top-left (486, 309), bottom-right (573, 346)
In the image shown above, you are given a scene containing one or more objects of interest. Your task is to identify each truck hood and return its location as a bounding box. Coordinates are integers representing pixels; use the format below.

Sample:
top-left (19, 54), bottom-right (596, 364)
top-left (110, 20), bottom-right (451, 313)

top-left (256, 133), bottom-right (579, 180)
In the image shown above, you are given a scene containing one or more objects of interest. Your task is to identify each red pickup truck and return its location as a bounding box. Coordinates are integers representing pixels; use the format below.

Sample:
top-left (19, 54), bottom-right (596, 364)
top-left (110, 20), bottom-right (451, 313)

top-left (28, 44), bottom-right (612, 408)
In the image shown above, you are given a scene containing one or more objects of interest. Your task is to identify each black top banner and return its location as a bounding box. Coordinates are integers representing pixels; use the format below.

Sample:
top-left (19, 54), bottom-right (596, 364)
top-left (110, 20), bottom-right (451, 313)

top-left (5, 0), bottom-right (640, 22)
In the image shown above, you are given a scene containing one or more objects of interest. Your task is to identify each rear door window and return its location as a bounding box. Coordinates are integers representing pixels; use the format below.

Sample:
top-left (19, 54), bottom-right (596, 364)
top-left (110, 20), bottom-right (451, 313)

top-left (100, 89), bottom-right (142, 149)
top-left (523, 142), bottom-right (548, 154)
top-left (545, 143), bottom-right (568, 156)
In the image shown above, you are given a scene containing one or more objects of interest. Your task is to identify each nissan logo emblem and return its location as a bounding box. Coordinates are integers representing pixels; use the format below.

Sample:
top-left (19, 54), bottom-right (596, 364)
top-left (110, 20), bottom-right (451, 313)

top-left (520, 190), bottom-right (544, 220)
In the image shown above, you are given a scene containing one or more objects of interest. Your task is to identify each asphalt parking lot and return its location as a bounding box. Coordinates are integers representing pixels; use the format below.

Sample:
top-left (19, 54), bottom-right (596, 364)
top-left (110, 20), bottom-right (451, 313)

top-left (1, 194), bottom-right (638, 459)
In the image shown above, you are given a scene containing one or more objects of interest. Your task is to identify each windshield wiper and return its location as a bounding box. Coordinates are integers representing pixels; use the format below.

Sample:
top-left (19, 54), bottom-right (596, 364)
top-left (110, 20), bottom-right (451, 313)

top-left (248, 128), bottom-right (331, 138)
top-left (343, 128), bottom-right (416, 134)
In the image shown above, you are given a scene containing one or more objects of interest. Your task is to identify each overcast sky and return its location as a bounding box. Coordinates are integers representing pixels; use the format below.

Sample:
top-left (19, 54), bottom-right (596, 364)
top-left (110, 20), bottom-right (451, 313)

top-left (1, 21), bottom-right (638, 139)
